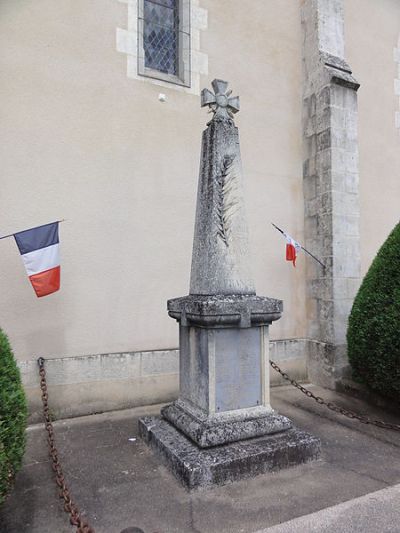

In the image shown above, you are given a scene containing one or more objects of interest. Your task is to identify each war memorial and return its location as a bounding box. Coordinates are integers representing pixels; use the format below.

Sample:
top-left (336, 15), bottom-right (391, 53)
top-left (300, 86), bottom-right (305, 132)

top-left (139, 80), bottom-right (320, 488)
top-left (1, 1), bottom-right (400, 531)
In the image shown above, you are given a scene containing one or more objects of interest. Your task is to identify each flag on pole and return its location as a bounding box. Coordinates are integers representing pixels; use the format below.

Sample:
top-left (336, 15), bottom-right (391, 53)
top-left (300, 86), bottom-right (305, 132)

top-left (283, 231), bottom-right (302, 267)
top-left (271, 222), bottom-right (325, 269)
top-left (14, 222), bottom-right (60, 297)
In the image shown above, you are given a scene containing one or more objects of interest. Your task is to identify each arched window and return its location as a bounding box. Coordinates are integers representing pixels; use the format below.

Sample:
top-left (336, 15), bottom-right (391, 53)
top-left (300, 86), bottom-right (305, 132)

top-left (138, 0), bottom-right (191, 87)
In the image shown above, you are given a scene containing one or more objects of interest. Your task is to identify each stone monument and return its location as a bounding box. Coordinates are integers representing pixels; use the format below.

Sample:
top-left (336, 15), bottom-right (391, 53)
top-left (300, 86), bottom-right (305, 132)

top-left (139, 79), bottom-right (320, 489)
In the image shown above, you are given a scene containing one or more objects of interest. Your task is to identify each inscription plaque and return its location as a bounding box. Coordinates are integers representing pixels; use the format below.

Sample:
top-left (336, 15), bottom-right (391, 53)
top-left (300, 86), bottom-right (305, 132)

top-left (215, 328), bottom-right (261, 411)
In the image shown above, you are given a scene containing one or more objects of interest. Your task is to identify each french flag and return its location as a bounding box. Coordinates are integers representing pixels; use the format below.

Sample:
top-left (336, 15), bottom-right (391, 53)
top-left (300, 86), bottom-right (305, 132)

top-left (14, 222), bottom-right (60, 297)
top-left (283, 232), bottom-right (302, 267)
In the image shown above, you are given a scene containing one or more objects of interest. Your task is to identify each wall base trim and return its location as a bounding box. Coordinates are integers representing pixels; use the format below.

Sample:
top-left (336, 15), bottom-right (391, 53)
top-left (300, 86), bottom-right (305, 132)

top-left (20, 339), bottom-right (319, 423)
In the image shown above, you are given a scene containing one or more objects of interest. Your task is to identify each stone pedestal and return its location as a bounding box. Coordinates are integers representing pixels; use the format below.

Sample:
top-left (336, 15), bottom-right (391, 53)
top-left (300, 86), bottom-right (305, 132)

top-left (163, 294), bottom-right (290, 448)
top-left (139, 417), bottom-right (321, 490)
top-left (139, 79), bottom-right (321, 488)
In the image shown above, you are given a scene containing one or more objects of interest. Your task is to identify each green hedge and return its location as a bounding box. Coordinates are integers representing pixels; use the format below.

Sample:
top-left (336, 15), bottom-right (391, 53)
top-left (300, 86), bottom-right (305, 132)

top-left (347, 222), bottom-right (400, 402)
top-left (0, 328), bottom-right (27, 505)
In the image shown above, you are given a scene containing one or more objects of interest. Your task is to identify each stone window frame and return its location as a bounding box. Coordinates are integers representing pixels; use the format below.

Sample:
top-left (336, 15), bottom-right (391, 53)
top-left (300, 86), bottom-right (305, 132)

top-left (137, 0), bottom-right (191, 88)
top-left (117, 0), bottom-right (207, 95)
top-left (394, 40), bottom-right (400, 131)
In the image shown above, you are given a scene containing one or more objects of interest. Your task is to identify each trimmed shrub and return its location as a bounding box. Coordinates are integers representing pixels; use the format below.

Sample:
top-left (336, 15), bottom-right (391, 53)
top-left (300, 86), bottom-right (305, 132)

top-left (347, 222), bottom-right (400, 402)
top-left (0, 328), bottom-right (27, 505)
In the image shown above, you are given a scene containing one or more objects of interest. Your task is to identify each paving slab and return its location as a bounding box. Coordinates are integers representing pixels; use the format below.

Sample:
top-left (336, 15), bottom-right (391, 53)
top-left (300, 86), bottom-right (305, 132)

top-left (0, 384), bottom-right (399, 533)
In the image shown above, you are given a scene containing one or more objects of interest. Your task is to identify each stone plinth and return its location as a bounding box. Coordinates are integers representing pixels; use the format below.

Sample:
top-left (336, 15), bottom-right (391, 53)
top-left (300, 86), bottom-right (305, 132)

top-left (165, 293), bottom-right (286, 447)
top-left (161, 402), bottom-right (291, 448)
top-left (168, 294), bottom-right (282, 328)
top-left (139, 416), bottom-right (321, 489)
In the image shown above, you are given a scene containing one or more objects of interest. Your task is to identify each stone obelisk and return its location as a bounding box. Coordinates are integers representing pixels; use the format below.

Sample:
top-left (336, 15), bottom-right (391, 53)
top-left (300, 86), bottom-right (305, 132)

top-left (139, 79), bottom-right (320, 489)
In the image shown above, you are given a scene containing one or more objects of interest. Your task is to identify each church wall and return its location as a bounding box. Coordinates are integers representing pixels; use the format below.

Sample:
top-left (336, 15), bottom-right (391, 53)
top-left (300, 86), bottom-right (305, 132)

top-left (345, 0), bottom-right (400, 275)
top-left (0, 0), bottom-right (307, 417)
top-left (3, 1), bottom-right (400, 419)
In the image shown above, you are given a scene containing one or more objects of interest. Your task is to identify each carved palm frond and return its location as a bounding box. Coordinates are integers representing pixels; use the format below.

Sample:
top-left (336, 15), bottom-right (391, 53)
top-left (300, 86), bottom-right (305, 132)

top-left (215, 156), bottom-right (240, 246)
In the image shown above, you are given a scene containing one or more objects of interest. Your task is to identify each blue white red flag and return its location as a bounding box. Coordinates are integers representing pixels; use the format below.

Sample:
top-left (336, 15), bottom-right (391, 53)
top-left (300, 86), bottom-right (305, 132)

top-left (14, 222), bottom-right (60, 297)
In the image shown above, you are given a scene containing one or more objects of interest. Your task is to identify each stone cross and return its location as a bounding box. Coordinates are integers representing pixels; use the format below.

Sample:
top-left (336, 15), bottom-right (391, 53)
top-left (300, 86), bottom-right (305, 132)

top-left (201, 79), bottom-right (240, 121)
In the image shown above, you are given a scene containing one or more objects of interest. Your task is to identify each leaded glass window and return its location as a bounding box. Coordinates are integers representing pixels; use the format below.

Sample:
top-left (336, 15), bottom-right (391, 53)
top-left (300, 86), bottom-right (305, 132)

top-left (138, 0), bottom-right (191, 87)
top-left (143, 0), bottom-right (178, 75)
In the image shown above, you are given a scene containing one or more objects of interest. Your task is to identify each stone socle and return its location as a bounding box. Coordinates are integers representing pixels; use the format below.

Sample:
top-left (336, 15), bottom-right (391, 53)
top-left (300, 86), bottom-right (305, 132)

top-left (161, 401), bottom-right (292, 448)
top-left (139, 416), bottom-right (321, 490)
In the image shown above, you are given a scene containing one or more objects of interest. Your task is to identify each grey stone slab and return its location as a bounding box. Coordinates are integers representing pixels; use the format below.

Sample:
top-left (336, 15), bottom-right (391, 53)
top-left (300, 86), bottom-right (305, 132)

top-left (269, 338), bottom-right (308, 361)
top-left (168, 293), bottom-right (282, 328)
top-left (20, 349), bottom-right (180, 388)
top-left (138, 415), bottom-right (321, 489)
top-left (161, 401), bottom-right (292, 447)
top-left (179, 326), bottom-right (210, 411)
top-left (140, 349), bottom-right (179, 377)
top-left (178, 325), bottom-right (269, 416)
top-left (214, 327), bottom-right (262, 411)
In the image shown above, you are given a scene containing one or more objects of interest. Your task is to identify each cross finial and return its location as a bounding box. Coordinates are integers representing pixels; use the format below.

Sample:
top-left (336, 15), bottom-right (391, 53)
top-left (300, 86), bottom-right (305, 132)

top-left (201, 79), bottom-right (240, 121)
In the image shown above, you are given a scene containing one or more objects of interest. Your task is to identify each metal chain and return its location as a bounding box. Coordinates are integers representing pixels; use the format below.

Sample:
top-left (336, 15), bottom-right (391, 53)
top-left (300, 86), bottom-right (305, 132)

top-left (270, 360), bottom-right (400, 432)
top-left (37, 358), bottom-right (95, 533)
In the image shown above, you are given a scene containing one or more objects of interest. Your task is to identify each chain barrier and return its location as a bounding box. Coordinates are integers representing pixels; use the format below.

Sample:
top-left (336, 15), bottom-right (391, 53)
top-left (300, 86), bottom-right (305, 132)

top-left (36, 355), bottom-right (399, 533)
top-left (37, 357), bottom-right (95, 533)
top-left (270, 360), bottom-right (400, 432)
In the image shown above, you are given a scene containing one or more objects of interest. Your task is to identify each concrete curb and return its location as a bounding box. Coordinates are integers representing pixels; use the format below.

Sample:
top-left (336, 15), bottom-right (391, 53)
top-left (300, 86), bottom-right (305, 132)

top-left (258, 484), bottom-right (400, 533)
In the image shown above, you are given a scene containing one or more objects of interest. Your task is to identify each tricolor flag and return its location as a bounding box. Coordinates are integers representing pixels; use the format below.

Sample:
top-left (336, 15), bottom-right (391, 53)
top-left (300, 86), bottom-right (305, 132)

top-left (272, 222), bottom-right (325, 269)
top-left (283, 231), bottom-right (302, 267)
top-left (14, 222), bottom-right (60, 297)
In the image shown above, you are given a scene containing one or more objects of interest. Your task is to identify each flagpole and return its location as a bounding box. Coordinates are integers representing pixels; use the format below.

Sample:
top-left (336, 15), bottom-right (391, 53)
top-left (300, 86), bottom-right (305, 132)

top-left (0, 219), bottom-right (66, 241)
top-left (299, 245), bottom-right (326, 269)
top-left (271, 222), bottom-right (326, 269)
top-left (271, 222), bottom-right (285, 237)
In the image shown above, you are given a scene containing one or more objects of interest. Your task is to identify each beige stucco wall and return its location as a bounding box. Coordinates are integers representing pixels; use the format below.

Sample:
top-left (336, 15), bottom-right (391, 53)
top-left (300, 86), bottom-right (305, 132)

top-left (345, 0), bottom-right (400, 276)
top-left (0, 0), bottom-right (305, 362)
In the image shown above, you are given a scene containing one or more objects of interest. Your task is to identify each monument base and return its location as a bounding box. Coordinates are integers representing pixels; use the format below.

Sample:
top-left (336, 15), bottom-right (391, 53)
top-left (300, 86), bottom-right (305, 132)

top-left (139, 416), bottom-right (321, 490)
top-left (161, 401), bottom-right (292, 448)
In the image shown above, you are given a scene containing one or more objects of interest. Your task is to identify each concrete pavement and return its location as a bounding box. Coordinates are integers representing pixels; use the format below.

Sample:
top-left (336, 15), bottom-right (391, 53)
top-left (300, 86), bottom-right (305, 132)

top-left (1, 384), bottom-right (399, 533)
top-left (259, 484), bottom-right (400, 533)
